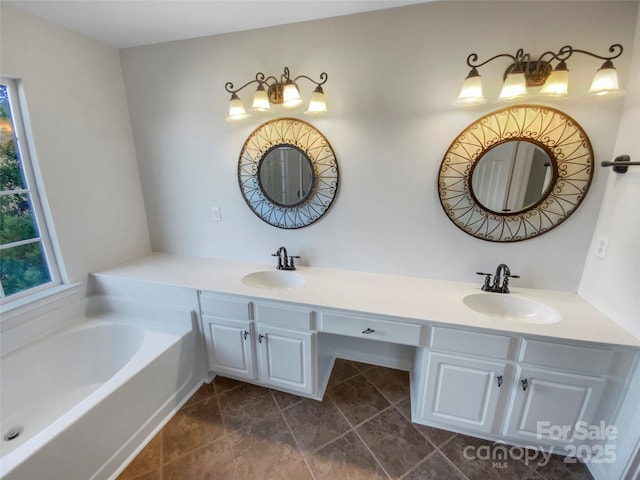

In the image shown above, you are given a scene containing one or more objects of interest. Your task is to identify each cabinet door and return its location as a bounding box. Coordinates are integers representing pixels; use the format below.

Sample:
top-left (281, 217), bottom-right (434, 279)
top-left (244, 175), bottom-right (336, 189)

top-left (202, 315), bottom-right (256, 380)
top-left (419, 352), bottom-right (508, 434)
top-left (257, 324), bottom-right (315, 395)
top-left (505, 366), bottom-right (606, 447)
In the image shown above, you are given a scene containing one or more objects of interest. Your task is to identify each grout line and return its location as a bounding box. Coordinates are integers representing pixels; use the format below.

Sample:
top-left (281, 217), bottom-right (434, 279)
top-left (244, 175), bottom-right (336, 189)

top-left (278, 406), bottom-right (319, 480)
top-left (396, 448), bottom-right (439, 480)
top-left (436, 447), bottom-right (473, 480)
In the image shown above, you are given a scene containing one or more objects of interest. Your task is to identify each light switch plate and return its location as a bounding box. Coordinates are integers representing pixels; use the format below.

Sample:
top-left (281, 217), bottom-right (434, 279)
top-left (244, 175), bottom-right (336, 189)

top-left (211, 206), bottom-right (222, 223)
top-left (595, 235), bottom-right (610, 259)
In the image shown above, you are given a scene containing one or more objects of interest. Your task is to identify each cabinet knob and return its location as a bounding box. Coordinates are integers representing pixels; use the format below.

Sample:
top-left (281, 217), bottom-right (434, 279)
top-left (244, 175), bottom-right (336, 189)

top-left (243, 330), bottom-right (249, 341)
top-left (362, 328), bottom-right (375, 335)
top-left (496, 375), bottom-right (503, 388)
top-left (521, 378), bottom-right (529, 391)
top-left (258, 334), bottom-right (265, 343)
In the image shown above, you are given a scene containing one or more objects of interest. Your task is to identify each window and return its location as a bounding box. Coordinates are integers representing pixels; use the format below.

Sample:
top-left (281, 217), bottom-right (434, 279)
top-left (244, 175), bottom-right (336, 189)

top-left (0, 77), bottom-right (61, 302)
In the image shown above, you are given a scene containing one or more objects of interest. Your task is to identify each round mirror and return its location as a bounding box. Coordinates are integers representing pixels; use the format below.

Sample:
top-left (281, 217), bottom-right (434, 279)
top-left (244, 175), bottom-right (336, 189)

top-left (438, 105), bottom-right (593, 242)
top-left (238, 118), bottom-right (338, 229)
top-left (259, 145), bottom-right (314, 207)
top-left (471, 140), bottom-right (555, 214)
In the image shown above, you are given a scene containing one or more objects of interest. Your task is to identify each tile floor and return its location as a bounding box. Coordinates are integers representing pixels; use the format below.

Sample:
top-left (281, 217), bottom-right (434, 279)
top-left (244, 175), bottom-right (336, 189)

top-left (118, 359), bottom-right (593, 480)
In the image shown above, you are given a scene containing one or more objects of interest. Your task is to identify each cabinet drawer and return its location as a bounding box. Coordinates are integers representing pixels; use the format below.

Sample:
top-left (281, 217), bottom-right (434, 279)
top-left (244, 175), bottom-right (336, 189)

top-left (255, 303), bottom-right (314, 329)
top-left (430, 327), bottom-right (515, 359)
top-left (319, 311), bottom-right (424, 346)
top-left (200, 292), bottom-right (251, 319)
top-left (520, 339), bottom-right (616, 375)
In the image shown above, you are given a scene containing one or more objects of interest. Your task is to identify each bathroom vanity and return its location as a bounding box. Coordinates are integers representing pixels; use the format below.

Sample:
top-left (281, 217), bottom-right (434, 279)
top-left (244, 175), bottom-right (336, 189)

top-left (90, 253), bottom-right (640, 456)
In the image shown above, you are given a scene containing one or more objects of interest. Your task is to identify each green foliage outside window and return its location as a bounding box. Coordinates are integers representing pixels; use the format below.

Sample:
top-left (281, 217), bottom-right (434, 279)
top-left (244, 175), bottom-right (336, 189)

top-left (0, 84), bottom-right (51, 298)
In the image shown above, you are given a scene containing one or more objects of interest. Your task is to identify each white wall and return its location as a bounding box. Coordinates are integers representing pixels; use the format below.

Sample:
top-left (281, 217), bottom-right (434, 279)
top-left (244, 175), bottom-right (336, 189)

top-left (0, 6), bottom-right (151, 287)
top-left (579, 5), bottom-right (640, 339)
top-left (579, 7), bottom-right (640, 479)
top-left (119, 1), bottom-right (637, 292)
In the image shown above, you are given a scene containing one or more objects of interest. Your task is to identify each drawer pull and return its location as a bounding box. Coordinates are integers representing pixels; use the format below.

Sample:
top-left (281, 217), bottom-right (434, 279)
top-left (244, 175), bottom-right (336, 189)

top-left (496, 375), bottom-right (503, 388)
top-left (243, 330), bottom-right (249, 341)
top-left (521, 379), bottom-right (529, 391)
top-left (362, 328), bottom-right (376, 335)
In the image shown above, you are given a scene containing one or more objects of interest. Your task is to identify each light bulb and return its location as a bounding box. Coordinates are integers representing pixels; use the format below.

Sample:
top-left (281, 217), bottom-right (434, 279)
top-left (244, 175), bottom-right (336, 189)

top-left (588, 60), bottom-right (625, 97)
top-left (282, 81), bottom-right (303, 107)
top-left (251, 84), bottom-right (271, 111)
top-left (540, 61), bottom-right (569, 97)
top-left (227, 93), bottom-right (248, 121)
top-left (454, 68), bottom-right (487, 106)
top-left (304, 86), bottom-right (327, 115)
top-left (499, 70), bottom-right (528, 101)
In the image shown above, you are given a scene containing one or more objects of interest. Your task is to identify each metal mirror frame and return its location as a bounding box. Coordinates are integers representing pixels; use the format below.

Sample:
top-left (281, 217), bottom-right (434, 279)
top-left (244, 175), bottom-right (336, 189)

top-left (238, 117), bottom-right (339, 229)
top-left (438, 105), bottom-right (593, 242)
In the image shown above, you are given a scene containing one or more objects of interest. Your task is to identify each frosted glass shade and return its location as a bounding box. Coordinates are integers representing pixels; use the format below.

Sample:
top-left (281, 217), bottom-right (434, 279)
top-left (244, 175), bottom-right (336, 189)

top-left (454, 73), bottom-right (487, 106)
top-left (283, 81), bottom-right (303, 107)
top-left (227, 93), bottom-right (248, 121)
top-left (589, 62), bottom-right (625, 96)
top-left (499, 72), bottom-right (528, 100)
top-left (251, 86), bottom-right (271, 111)
top-left (540, 68), bottom-right (569, 97)
top-left (304, 86), bottom-right (327, 115)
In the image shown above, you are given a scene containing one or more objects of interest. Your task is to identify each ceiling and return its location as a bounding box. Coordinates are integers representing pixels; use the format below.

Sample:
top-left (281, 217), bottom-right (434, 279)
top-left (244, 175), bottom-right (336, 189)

top-left (4, 0), bottom-right (432, 49)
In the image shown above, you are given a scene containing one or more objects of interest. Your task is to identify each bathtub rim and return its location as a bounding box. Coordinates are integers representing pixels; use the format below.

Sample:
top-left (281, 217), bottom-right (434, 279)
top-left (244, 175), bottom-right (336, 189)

top-left (0, 310), bottom-right (193, 478)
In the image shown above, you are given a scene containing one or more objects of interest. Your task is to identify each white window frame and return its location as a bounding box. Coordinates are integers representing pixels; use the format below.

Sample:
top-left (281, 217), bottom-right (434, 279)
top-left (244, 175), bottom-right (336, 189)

top-left (0, 76), bottom-right (64, 305)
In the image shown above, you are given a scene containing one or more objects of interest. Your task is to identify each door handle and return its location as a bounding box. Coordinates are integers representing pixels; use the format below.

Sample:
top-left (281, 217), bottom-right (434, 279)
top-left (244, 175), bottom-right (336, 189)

top-left (258, 334), bottom-right (265, 344)
top-left (521, 378), bottom-right (529, 391)
top-left (243, 330), bottom-right (249, 341)
top-left (496, 375), bottom-right (503, 388)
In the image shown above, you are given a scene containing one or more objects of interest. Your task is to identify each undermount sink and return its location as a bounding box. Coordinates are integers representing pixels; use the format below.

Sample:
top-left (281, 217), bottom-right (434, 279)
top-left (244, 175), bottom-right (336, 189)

top-left (241, 270), bottom-right (305, 290)
top-left (463, 293), bottom-right (561, 324)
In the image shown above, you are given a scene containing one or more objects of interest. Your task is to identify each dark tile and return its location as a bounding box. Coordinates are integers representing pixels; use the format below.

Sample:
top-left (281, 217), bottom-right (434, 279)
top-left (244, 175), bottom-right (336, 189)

top-left (352, 361), bottom-right (375, 372)
top-left (184, 381), bottom-right (217, 407)
top-left (328, 358), bottom-right (361, 386)
top-left (281, 398), bottom-right (350, 452)
top-left (162, 395), bottom-right (226, 463)
top-left (229, 413), bottom-right (303, 480)
top-left (356, 407), bottom-right (434, 478)
top-left (212, 375), bottom-right (244, 395)
top-left (396, 397), bottom-right (457, 447)
top-left (306, 431), bottom-right (387, 480)
top-left (363, 365), bottom-right (410, 404)
top-left (440, 434), bottom-right (533, 480)
top-left (534, 453), bottom-right (593, 480)
top-left (403, 451), bottom-right (468, 480)
top-left (266, 460), bottom-right (314, 480)
top-left (117, 433), bottom-right (162, 480)
top-left (163, 437), bottom-right (238, 480)
top-left (218, 383), bottom-right (280, 432)
top-left (328, 374), bottom-right (390, 426)
top-left (271, 389), bottom-right (305, 409)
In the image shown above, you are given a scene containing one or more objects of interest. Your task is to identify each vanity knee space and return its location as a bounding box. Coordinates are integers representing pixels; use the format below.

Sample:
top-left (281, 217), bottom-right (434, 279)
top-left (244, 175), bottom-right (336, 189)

top-left (412, 326), bottom-right (636, 451)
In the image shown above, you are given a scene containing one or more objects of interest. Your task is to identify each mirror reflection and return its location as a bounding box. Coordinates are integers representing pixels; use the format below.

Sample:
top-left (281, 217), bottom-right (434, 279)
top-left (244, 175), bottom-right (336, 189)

top-left (259, 146), bottom-right (314, 206)
top-left (471, 141), bottom-right (553, 213)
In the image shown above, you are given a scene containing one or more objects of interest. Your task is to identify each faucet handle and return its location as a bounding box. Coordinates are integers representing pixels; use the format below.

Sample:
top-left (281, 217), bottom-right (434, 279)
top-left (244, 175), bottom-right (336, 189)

top-left (476, 272), bottom-right (493, 291)
top-left (289, 255), bottom-right (300, 270)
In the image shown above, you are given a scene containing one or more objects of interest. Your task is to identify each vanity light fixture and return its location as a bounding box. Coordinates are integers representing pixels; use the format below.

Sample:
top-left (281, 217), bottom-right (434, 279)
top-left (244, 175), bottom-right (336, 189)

top-left (225, 67), bottom-right (328, 121)
top-left (454, 44), bottom-right (625, 106)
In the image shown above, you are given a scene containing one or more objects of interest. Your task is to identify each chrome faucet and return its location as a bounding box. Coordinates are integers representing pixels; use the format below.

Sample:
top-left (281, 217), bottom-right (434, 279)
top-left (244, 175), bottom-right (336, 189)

top-left (476, 263), bottom-right (520, 293)
top-left (272, 246), bottom-right (300, 271)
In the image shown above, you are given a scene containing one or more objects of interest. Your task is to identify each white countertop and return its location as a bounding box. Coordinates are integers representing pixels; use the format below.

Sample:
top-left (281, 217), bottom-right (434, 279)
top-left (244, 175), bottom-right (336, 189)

top-left (93, 253), bottom-right (640, 348)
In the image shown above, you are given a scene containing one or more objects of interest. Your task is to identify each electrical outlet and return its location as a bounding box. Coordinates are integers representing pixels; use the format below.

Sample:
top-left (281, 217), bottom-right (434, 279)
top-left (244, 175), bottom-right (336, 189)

top-left (595, 235), bottom-right (610, 259)
top-left (211, 206), bottom-right (222, 223)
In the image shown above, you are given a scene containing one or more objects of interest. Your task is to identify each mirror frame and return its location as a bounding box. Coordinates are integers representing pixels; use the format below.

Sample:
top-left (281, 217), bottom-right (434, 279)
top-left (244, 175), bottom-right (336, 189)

top-left (438, 105), bottom-right (593, 242)
top-left (238, 118), bottom-right (339, 229)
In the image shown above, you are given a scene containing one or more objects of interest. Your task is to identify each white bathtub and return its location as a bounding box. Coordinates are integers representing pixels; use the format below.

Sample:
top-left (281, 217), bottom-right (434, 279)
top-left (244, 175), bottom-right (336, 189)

top-left (0, 303), bottom-right (198, 479)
